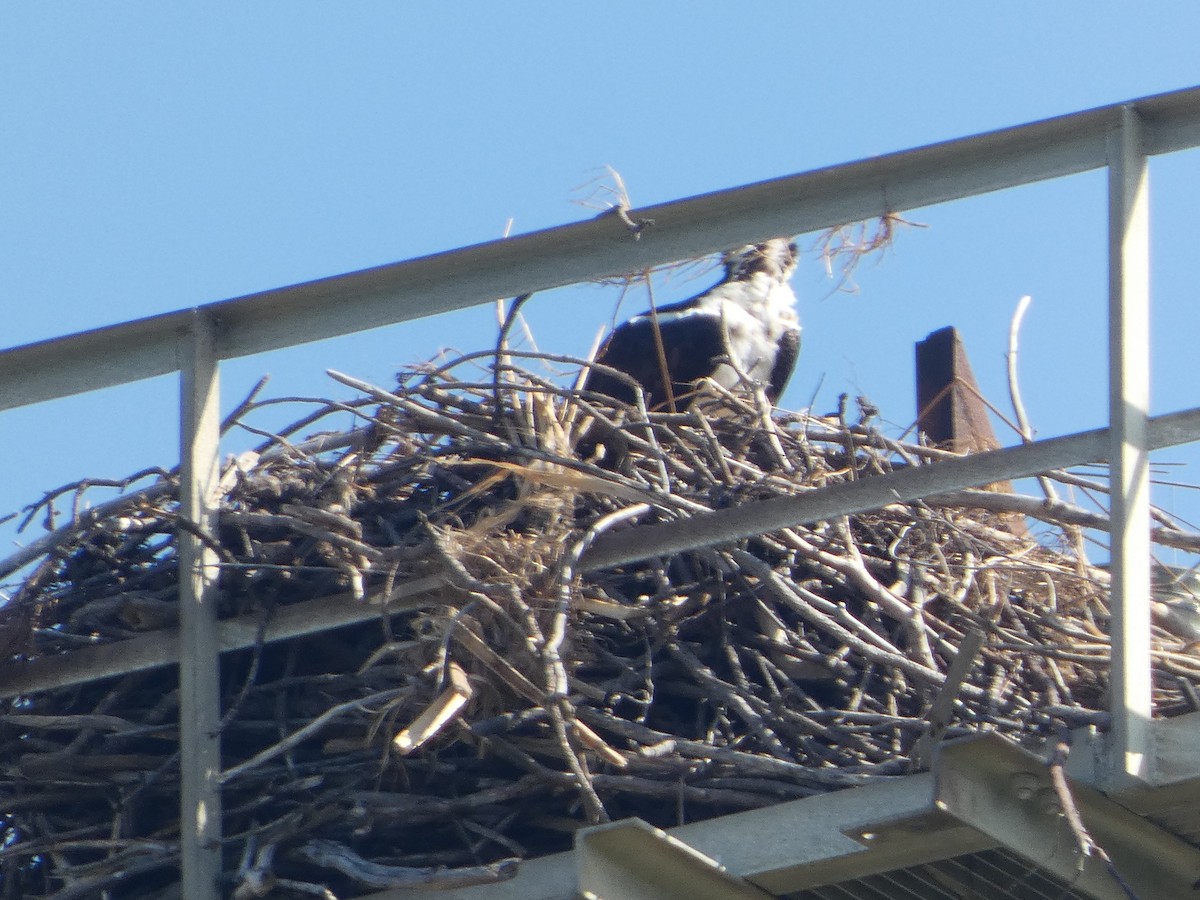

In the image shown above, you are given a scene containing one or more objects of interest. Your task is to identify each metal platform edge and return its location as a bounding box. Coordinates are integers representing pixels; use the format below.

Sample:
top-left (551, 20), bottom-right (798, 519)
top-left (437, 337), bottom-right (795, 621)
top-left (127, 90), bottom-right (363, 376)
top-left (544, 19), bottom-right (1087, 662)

top-left (363, 716), bottom-right (1200, 900)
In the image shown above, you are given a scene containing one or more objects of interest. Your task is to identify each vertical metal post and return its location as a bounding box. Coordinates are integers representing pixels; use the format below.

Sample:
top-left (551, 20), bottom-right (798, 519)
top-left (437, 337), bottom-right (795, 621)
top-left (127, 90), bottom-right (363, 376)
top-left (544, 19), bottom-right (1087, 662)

top-left (179, 309), bottom-right (223, 898)
top-left (1107, 105), bottom-right (1153, 783)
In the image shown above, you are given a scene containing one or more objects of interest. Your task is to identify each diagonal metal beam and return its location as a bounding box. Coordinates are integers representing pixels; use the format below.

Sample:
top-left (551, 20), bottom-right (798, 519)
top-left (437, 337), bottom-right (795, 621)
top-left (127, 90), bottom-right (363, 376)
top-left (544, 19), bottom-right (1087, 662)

top-left (2, 85), bottom-right (1200, 413)
top-left (579, 406), bottom-right (1200, 573)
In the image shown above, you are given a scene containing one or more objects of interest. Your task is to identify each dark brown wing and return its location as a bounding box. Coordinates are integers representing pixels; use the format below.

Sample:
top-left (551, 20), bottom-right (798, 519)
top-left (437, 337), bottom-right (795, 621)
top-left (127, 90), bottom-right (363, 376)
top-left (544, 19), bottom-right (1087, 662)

top-left (587, 310), bottom-right (727, 411)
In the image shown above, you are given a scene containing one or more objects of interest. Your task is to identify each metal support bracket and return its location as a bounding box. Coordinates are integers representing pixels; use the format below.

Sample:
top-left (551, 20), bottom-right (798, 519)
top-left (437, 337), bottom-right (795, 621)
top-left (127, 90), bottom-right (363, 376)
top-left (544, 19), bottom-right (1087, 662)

top-left (576, 818), bottom-right (772, 900)
top-left (934, 734), bottom-right (1200, 899)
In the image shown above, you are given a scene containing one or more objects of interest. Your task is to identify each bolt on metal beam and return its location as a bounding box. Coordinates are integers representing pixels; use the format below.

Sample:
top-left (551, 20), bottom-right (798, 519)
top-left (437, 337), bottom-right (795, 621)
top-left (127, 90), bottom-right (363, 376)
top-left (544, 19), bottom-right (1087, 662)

top-left (576, 819), bottom-right (772, 900)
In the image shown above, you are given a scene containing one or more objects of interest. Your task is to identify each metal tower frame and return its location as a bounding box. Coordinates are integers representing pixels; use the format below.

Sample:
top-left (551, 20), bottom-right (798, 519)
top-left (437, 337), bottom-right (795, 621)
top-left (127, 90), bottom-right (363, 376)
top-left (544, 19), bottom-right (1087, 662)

top-left (3, 86), bottom-right (1200, 898)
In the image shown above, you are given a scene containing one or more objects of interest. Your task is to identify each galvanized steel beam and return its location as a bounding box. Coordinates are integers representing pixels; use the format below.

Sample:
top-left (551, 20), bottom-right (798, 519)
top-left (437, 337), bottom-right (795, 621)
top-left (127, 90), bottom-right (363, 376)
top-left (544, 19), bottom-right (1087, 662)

top-left (2, 86), bottom-right (1200, 412)
top-left (579, 406), bottom-right (1200, 573)
top-left (362, 773), bottom-right (992, 900)
top-left (576, 819), bottom-right (771, 900)
top-left (362, 726), bottom-right (1200, 900)
top-left (936, 735), bottom-right (1200, 899)
top-left (177, 311), bottom-right (224, 900)
top-left (1107, 105), bottom-right (1154, 785)
top-left (2, 86), bottom-right (1200, 900)
top-left (0, 574), bottom-right (447, 700)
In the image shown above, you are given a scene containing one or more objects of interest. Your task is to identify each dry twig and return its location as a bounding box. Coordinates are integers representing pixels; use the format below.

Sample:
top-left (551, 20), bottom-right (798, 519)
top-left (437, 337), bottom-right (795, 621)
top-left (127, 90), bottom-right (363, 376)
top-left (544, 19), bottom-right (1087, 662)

top-left (2, 349), bottom-right (1198, 897)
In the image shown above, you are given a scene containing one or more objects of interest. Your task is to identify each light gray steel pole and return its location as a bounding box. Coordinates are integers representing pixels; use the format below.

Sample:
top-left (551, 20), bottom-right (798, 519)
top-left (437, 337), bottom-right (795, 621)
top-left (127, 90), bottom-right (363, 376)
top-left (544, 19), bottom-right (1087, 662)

top-left (1108, 105), bottom-right (1154, 783)
top-left (3, 86), bottom-right (1200, 414)
top-left (579, 408), bottom-right (1200, 575)
top-left (178, 310), bottom-right (224, 898)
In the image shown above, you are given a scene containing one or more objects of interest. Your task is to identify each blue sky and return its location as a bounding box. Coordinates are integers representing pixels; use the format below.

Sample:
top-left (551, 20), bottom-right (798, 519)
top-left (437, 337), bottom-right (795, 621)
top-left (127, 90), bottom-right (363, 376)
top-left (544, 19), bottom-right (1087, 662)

top-left (2, 5), bottom-right (1199, 572)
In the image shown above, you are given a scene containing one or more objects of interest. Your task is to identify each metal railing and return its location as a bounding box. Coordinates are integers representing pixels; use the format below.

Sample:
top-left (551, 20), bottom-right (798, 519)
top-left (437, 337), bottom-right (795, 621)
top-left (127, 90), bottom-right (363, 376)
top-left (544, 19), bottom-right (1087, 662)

top-left (3, 85), bottom-right (1200, 898)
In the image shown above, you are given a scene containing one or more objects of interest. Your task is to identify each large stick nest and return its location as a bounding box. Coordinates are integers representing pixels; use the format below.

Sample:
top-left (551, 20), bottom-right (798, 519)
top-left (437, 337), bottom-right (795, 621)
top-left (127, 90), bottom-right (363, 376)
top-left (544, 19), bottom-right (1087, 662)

top-left (3, 351), bottom-right (1200, 899)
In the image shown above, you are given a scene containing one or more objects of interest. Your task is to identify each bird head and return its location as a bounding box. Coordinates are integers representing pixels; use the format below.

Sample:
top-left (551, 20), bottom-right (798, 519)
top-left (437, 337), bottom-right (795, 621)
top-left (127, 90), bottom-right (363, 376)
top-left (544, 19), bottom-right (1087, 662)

top-left (722, 238), bottom-right (800, 282)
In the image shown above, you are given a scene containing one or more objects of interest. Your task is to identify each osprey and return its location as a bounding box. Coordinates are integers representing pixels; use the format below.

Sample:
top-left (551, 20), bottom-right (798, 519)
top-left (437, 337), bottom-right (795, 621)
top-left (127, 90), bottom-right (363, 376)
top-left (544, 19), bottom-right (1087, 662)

top-left (587, 239), bottom-right (801, 411)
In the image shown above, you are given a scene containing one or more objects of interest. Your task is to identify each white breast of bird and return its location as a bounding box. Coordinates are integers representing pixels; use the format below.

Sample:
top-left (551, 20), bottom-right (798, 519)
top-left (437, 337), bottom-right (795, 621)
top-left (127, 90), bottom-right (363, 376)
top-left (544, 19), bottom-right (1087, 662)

top-left (711, 280), bottom-right (799, 387)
